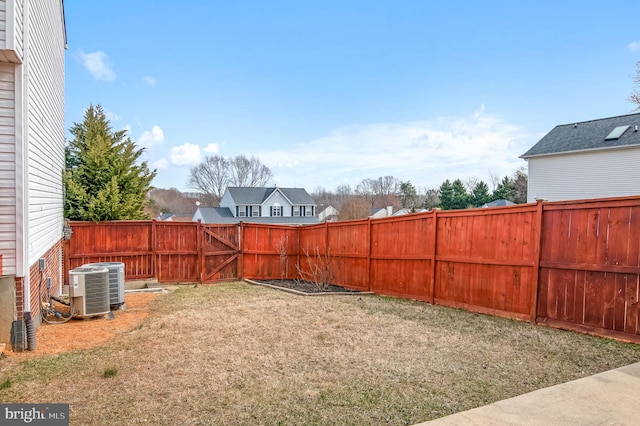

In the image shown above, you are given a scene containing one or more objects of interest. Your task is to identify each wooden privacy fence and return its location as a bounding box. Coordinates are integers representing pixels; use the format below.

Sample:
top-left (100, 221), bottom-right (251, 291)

top-left (65, 221), bottom-right (240, 284)
top-left (64, 196), bottom-right (640, 342)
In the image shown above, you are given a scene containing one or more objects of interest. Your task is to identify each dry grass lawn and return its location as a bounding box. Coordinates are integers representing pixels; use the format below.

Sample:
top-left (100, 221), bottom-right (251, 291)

top-left (1, 281), bottom-right (640, 425)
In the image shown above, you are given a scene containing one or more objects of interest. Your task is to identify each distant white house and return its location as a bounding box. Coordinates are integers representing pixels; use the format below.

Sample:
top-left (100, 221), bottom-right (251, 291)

top-left (193, 187), bottom-right (319, 225)
top-left (318, 205), bottom-right (339, 222)
top-left (521, 113), bottom-right (640, 203)
top-left (0, 0), bottom-right (67, 350)
top-left (370, 206), bottom-right (394, 219)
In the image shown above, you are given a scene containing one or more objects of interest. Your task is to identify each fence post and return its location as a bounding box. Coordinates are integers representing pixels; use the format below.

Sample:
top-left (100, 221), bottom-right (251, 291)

top-left (429, 209), bottom-right (438, 304)
top-left (151, 220), bottom-right (157, 280)
top-left (367, 218), bottom-right (372, 291)
top-left (325, 221), bottom-right (329, 255)
top-left (238, 222), bottom-right (244, 280)
top-left (197, 220), bottom-right (203, 283)
top-left (530, 200), bottom-right (544, 323)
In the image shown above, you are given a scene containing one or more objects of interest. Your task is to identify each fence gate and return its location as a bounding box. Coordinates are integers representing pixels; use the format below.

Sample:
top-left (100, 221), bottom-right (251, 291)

top-left (201, 224), bottom-right (241, 283)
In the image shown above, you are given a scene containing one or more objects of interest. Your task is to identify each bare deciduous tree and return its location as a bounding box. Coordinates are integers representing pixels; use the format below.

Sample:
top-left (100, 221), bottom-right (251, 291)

top-left (356, 176), bottom-right (400, 209)
top-left (147, 188), bottom-right (209, 216)
top-left (229, 155), bottom-right (272, 187)
top-left (422, 187), bottom-right (440, 210)
top-left (187, 155), bottom-right (229, 203)
top-left (338, 197), bottom-right (371, 220)
top-left (188, 154), bottom-right (272, 201)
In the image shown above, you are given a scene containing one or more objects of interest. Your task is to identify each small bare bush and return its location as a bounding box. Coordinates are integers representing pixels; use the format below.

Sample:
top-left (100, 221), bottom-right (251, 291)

top-left (276, 236), bottom-right (289, 281)
top-left (295, 245), bottom-right (340, 292)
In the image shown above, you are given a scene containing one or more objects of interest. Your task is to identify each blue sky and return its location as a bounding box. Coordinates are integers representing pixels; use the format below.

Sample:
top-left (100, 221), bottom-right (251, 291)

top-left (64, 1), bottom-right (640, 193)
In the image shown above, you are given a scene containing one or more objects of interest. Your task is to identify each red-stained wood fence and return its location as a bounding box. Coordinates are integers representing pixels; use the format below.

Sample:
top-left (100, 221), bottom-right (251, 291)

top-left (64, 196), bottom-right (640, 342)
top-left (65, 221), bottom-right (239, 284)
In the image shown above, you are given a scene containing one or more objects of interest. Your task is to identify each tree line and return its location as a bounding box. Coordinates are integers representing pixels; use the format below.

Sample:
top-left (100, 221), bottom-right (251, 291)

top-left (309, 169), bottom-right (527, 220)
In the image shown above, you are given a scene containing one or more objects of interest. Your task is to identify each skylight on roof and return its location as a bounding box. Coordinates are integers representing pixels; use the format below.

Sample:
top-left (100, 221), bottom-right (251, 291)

top-left (605, 125), bottom-right (630, 141)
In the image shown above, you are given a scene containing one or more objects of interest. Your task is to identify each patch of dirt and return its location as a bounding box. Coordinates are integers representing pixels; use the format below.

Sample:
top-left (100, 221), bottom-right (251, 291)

top-left (252, 279), bottom-right (364, 294)
top-left (1, 292), bottom-right (162, 359)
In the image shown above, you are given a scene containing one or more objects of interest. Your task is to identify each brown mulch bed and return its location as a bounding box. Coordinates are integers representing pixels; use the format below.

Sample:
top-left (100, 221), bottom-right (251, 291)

top-left (1, 292), bottom-right (161, 359)
top-left (251, 279), bottom-right (366, 294)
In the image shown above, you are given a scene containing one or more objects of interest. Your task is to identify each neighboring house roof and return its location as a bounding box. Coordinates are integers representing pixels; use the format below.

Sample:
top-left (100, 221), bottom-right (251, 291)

top-left (482, 199), bottom-right (516, 208)
top-left (171, 214), bottom-right (194, 222)
top-left (158, 213), bottom-right (194, 221)
top-left (521, 113), bottom-right (640, 158)
top-left (194, 207), bottom-right (238, 224)
top-left (193, 207), bottom-right (319, 225)
top-left (370, 206), bottom-right (394, 219)
top-left (226, 187), bottom-right (315, 205)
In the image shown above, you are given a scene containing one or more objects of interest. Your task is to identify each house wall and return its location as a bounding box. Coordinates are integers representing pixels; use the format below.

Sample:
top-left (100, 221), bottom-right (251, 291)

top-left (25, 0), bottom-right (65, 266)
top-left (527, 146), bottom-right (640, 203)
top-left (0, 0), bottom-right (24, 63)
top-left (0, 61), bottom-right (16, 275)
top-left (219, 191), bottom-right (234, 212)
top-left (262, 191), bottom-right (291, 217)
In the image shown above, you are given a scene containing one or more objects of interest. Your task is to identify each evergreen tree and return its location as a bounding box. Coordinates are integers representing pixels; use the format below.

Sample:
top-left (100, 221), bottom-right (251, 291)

top-left (470, 180), bottom-right (491, 207)
top-left (64, 104), bottom-right (156, 221)
top-left (492, 176), bottom-right (516, 202)
top-left (450, 179), bottom-right (470, 210)
top-left (438, 180), bottom-right (454, 210)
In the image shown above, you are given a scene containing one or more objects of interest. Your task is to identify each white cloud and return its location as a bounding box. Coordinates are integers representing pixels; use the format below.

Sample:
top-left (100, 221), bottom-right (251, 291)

top-left (106, 111), bottom-right (121, 122)
top-left (152, 158), bottom-right (169, 170)
top-left (203, 143), bottom-right (219, 153)
top-left (628, 41), bottom-right (640, 51)
top-left (138, 125), bottom-right (165, 147)
top-left (169, 143), bottom-right (201, 166)
top-left (78, 51), bottom-right (115, 81)
top-left (143, 75), bottom-right (157, 86)
top-left (254, 108), bottom-right (529, 191)
top-left (123, 124), bottom-right (132, 133)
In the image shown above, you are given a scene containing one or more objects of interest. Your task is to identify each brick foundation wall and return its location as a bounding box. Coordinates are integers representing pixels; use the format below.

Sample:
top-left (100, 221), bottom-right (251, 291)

top-left (22, 239), bottom-right (64, 323)
top-left (15, 277), bottom-right (24, 320)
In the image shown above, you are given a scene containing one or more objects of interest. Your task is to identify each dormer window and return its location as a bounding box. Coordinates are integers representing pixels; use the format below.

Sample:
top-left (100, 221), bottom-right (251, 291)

top-left (271, 204), bottom-right (282, 217)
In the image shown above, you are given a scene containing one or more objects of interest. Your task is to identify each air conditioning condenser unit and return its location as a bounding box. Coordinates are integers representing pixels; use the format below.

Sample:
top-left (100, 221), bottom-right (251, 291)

top-left (83, 262), bottom-right (125, 308)
top-left (69, 266), bottom-right (110, 317)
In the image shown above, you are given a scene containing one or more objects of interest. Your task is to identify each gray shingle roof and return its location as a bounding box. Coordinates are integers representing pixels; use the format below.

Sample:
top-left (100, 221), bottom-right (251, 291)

top-left (521, 113), bottom-right (640, 158)
top-left (195, 206), bottom-right (319, 225)
top-left (196, 207), bottom-right (238, 224)
top-left (226, 187), bottom-right (315, 205)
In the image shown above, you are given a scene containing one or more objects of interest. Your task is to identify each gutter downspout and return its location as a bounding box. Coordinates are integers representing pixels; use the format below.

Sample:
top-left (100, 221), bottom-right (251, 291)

top-left (20, 0), bottom-right (31, 316)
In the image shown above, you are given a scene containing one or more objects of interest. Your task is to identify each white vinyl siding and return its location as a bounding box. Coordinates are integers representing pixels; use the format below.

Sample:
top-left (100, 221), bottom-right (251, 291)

top-left (0, 61), bottom-right (14, 274)
top-left (0, 0), bottom-right (24, 63)
top-left (0, 2), bottom-right (6, 49)
top-left (264, 191), bottom-right (290, 217)
top-left (25, 0), bottom-right (65, 265)
top-left (527, 147), bottom-right (640, 203)
top-left (13, 0), bottom-right (23, 59)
